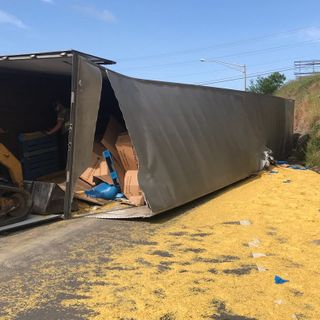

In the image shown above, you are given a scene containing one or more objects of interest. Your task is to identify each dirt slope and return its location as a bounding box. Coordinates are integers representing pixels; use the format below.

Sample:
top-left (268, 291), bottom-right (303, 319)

top-left (275, 74), bottom-right (320, 133)
top-left (276, 75), bottom-right (320, 166)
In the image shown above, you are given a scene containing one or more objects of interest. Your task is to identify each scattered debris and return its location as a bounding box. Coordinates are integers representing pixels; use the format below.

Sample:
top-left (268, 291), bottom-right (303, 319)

top-left (83, 132), bottom-right (146, 210)
top-left (222, 221), bottom-right (240, 225)
top-left (290, 289), bottom-right (304, 297)
top-left (248, 239), bottom-right (261, 248)
top-left (252, 253), bottom-right (267, 258)
top-left (260, 147), bottom-right (275, 170)
top-left (288, 165), bottom-right (308, 170)
top-left (240, 220), bottom-right (251, 226)
top-left (274, 275), bottom-right (289, 284)
top-left (85, 183), bottom-right (120, 200)
top-left (276, 160), bottom-right (288, 165)
top-left (80, 143), bottom-right (110, 186)
top-left (256, 265), bottom-right (268, 272)
top-left (276, 160), bottom-right (310, 172)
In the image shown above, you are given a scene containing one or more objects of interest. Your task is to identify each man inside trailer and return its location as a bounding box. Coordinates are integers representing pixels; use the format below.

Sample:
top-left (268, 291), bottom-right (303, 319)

top-left (46, 101), bottom-right (69, 135)
top-left (46, 101), bottom-right (70, 168)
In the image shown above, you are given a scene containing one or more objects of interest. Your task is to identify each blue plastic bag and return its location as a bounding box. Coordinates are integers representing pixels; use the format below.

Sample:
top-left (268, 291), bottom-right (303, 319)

top-left (274, 275), bottom-right (289, 284)
top-left (85, 183), bottom-right (120, 200)
top-left (276, 160), bottom-right (288, 165)
top-left (288, 165), bottom-right (307, 170)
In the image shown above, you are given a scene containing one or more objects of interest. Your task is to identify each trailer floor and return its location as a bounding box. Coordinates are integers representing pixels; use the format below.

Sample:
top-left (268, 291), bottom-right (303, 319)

top-left (0, 167), bottom-right (319, 320)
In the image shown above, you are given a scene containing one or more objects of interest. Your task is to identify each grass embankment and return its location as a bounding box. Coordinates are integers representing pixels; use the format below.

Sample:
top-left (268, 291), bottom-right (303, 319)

top-left (276, 74), bottom-right (320, 166)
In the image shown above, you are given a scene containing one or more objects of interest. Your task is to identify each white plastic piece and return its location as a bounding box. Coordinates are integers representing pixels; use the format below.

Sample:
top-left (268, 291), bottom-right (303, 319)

top-left (256, 265), bottom-right (267, 272)
top-left (248, 239), bottom-right (261, 247)
top-left (274, 299), bottom-right (284, 305)
top-left (252, 252), bottom-right (267, 258)
top-left (240, 220), bottom-right (251, 226)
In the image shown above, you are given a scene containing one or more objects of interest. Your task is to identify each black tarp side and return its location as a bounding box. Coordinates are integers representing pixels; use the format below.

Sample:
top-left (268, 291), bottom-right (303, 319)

top-left (68, 56), bottom-right (103, 201)
top-left (106, 70), bottom-right (294, 215)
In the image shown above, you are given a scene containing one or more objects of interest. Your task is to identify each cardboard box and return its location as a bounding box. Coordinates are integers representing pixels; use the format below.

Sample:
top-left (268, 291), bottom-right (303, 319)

top-left (93, 175), bottom-right (113, 185)
top-left (115, 133), bottom-right (138, 171)
top-left (80, 143), bottom-right (109, 186)
top-left (101, 117), bottom-right (125, 157)
top-left (128, 195), bottom-right (145, 206)
top-left (101, 117), bottom-right (126, 189)
top-left (124, 170), bottom-right (142, 198)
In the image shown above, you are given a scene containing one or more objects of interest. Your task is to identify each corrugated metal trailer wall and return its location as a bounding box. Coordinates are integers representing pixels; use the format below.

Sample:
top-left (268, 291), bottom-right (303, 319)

top-left (106, 70), bottom-right (294, 215)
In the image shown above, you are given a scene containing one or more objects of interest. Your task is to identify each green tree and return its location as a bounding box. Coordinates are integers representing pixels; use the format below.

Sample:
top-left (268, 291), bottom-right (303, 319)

top-left (248, 72), bottom-right (286, 94)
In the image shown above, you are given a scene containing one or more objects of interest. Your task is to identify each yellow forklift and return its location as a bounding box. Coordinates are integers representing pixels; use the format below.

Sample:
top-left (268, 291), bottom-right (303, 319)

top-left (0, 143), bottom-right (32, 226)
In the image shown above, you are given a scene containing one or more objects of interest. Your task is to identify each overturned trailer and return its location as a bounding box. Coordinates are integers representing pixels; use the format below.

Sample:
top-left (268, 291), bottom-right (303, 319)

top-left (0, 50), bottom-right (294, 219)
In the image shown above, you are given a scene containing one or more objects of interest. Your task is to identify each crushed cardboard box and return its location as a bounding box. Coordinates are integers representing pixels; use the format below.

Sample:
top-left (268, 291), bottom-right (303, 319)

top-left (80, 143), bottom-right (109, 186)
top-left (128, 195), bottom-right (145, 206)
top-left (80, 117), bottom-right (145, 208)
top-left (101, 116), bottom-right (126, 189)
top-left (115, 133), bottom-right (138, 171)
top-left (124, 170), bottom-right (142, 197)
top-left (124, 170), bottom-right (145, 206)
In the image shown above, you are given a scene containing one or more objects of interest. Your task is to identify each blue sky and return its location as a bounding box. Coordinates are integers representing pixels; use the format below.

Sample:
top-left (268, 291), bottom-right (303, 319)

top-left (1, 0), bottom-right (320, 90)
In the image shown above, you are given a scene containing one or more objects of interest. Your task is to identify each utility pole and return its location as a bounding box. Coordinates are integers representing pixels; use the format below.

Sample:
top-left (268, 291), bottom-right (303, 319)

top-left (243, 64), bottom-right (247, 91)
top-left (200, 59), bottom-right (247, 91)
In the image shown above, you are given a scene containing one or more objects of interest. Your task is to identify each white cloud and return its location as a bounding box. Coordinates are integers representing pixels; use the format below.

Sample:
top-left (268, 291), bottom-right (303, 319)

top-left (41, 0), bottom-right (54, 4)
top-left (74, 5), bottom-right (116, 23)
top-left (0, 10), bottom-right (26, 28)
top-left (299, 27), bottom-right (320, 41)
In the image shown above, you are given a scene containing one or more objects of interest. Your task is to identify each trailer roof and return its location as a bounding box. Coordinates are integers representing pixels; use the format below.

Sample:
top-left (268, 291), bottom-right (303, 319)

top-left (0, 50), bottom-right (115, 75)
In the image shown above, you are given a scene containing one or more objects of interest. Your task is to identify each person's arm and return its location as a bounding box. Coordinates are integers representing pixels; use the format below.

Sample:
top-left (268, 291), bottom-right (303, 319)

top-left (46, 119), bottom-right (64, 135)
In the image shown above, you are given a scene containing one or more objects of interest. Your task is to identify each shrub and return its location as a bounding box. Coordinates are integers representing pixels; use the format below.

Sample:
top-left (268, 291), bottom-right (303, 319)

top-left (306, 121), bottom-right (320, 167)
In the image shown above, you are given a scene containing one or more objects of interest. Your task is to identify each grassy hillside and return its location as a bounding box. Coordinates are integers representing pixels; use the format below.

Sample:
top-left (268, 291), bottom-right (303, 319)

top-left (276, 74), bottom-right (320, 166)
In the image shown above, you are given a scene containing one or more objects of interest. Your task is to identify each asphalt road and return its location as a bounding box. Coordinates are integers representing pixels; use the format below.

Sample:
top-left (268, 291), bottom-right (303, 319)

top-left (0, 215), bottom-right (162, 319)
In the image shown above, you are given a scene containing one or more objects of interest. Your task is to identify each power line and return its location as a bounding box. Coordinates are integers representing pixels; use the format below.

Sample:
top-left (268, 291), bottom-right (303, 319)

top-left (162, 57), bottom-right (304, 80)
top-left (198, 67), bottom-right (295, 85)
top-left (212, 39), bottom-right (319, 60)
top-left (117, 26), bottom-right (317, 62)
top-left (197, 66), bottom-right (295, 85)
top-left (116, 38), bottom-right (320, 71)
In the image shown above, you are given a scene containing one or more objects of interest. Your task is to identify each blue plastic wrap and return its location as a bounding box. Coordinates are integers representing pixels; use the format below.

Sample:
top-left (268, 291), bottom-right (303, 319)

top-left (85, 183), bottom-right (120, 200)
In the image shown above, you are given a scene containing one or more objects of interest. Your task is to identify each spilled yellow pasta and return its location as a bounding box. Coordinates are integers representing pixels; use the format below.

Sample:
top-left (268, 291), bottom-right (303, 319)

top-left (63, 167), bottom-right (320, 320)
